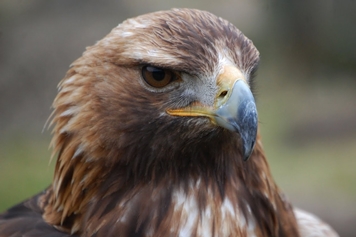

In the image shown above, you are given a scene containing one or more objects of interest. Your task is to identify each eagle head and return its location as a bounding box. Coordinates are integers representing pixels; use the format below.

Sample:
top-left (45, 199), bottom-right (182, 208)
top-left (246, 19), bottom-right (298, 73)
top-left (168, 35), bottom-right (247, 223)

top-left (50, 9), bottom-right (260, 184)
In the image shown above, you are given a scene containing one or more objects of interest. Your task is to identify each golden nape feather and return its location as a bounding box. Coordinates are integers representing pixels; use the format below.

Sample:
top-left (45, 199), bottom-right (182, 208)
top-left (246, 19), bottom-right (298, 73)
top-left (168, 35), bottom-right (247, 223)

top-left (0, 8), bottom-right (338, 237)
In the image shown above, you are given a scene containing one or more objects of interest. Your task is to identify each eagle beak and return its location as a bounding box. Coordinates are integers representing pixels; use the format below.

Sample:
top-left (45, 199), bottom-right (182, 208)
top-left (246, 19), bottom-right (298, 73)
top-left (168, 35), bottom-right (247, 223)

top-left (214, 78), bottom-right (258, 161)
top-left (167, 66), bottom-right (258, 161)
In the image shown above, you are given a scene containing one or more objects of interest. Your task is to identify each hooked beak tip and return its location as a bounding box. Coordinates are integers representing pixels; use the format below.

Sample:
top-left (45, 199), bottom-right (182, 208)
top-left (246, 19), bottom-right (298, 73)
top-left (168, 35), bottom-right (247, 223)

top-left (243, 138), bottom-right (256, 161)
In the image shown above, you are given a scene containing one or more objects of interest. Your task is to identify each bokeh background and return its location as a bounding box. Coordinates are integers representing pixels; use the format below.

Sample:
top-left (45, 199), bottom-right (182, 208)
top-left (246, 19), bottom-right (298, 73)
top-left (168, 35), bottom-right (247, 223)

top-left (0, 0), bottom-right (355, 236)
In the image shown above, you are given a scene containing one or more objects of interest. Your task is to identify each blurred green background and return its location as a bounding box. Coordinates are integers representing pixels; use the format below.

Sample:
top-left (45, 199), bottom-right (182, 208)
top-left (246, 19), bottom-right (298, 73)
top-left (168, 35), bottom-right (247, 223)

top-left (0, 0), bottom-right (355, 236)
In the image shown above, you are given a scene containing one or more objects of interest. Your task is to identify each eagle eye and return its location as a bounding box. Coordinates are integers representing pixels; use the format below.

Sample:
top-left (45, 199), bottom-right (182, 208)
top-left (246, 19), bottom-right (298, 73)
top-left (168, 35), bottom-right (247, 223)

top-left (142, 66), bottom-right (176, 88)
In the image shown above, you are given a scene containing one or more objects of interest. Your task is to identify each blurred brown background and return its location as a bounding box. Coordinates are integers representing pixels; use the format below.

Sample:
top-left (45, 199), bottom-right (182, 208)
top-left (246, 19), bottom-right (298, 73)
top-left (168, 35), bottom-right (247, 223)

top-left (0, 0), bottom-right (355, 236)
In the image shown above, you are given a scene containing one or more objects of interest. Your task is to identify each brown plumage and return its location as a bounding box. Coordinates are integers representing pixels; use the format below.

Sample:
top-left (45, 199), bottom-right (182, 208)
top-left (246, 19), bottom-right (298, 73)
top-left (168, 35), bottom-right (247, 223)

top-left (0, 8), bottom-right (338, 237)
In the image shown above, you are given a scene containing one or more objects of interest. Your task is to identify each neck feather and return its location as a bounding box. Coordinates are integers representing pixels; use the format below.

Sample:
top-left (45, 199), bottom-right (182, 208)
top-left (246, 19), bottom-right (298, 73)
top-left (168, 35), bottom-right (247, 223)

top-left (43, 132), bottom-right (299, 236)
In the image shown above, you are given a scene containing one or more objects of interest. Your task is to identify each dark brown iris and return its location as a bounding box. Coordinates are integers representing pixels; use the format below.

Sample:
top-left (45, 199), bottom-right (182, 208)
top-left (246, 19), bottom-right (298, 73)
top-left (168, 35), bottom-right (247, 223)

top-left (142, 66), bottom-right (176, 88)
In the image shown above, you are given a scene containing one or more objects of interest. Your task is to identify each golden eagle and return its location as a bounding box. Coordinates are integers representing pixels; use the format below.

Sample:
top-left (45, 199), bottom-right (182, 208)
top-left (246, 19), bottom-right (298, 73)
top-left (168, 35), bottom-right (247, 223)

top-left (0, 9), bottom-right (338, 237)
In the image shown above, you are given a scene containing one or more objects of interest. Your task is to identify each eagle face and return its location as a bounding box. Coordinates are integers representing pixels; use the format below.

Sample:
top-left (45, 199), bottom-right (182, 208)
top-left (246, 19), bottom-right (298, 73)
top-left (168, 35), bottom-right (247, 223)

top-left (53, 8), bottom-right (259, 163)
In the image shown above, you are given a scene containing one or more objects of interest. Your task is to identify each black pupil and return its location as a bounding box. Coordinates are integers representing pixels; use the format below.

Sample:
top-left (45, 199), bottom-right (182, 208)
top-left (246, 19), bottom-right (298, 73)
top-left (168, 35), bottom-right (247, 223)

top-left (147, 66), bottom-right (165, 81)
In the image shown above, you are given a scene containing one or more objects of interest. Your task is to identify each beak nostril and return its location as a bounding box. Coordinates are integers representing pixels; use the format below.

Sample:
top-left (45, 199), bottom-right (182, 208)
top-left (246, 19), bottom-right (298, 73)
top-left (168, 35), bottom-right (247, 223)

top-left (219, 90), bottom-right (228, 98)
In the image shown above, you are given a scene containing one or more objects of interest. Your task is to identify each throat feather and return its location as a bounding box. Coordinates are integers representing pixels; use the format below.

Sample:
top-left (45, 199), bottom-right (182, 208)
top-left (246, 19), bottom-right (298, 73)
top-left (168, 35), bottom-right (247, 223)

top-left (43, 136), bottom-right (299, 236)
